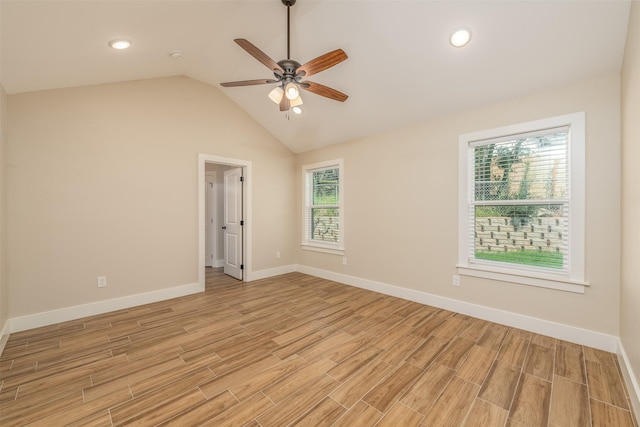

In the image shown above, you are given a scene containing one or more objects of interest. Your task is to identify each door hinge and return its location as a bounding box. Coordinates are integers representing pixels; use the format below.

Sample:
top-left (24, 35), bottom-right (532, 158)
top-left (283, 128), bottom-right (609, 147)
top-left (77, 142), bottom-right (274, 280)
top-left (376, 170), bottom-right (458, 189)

top-left (240, 220), bottom-right (244, 226)
top-left (240, 176), bottom-right (244, 182)
top-left (240, 264), bottom-right (244, 270)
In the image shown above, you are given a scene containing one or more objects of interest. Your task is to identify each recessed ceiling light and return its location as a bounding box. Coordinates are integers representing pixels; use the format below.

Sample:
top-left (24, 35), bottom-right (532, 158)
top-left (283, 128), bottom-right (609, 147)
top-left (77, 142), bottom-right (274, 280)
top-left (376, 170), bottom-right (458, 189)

top-left (291, 106), bottom-right (303, 115)
top-left (109, 39), bottom-right (131, 50)
top-left (450, 28), bottom-right (471, 47)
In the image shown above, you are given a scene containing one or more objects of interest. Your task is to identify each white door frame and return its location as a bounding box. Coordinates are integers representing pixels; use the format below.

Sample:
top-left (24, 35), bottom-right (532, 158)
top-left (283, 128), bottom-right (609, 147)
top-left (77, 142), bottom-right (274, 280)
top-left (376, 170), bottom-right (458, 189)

top-left (198, 154), bottom-right (252, 289)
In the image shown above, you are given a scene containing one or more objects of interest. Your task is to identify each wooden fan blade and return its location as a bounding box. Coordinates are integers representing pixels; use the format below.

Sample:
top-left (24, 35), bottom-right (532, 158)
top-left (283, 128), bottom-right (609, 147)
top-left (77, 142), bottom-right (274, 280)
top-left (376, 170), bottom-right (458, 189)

top-left (279, 96), bottom-right (291, 111)
top-left (297, 49), bottom-right (348, 78)
top-left (301, 81), bottom-right (348, 102)
top-left (234, 39), bottom-right (284, 73)
top-left (220, 79), bottom-right (278, 87)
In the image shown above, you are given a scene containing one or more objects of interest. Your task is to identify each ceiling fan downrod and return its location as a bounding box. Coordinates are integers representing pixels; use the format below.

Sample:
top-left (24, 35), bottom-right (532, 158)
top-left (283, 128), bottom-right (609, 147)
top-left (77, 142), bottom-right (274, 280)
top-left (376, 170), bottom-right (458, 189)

top-left (282, 0), bottom-right (296, 60)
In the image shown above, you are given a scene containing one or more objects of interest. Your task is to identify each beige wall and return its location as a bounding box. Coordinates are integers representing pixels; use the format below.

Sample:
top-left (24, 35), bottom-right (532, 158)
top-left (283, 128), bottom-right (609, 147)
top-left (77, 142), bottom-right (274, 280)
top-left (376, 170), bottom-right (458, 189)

top-left (621, 0), bottom-right (640, 397)
top-left (6, 76), bottom-right (296, 317)
top-left (0, 84), bottom-right (7, 332)
top-left (296, 72), bottom-right (621, 335)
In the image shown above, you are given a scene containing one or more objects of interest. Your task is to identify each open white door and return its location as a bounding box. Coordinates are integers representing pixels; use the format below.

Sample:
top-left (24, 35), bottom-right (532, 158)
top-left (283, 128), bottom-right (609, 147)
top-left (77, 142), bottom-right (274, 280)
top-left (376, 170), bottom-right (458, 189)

top-left (223, 168), bottom-right (243, 280)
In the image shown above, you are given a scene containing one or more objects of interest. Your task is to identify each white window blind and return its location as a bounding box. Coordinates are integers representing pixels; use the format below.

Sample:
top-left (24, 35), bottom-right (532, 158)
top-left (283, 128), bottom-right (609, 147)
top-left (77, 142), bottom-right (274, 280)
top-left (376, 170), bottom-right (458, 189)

top-left (306, 166), bottom-right (340, 243)
top-left (301, 159), bottom-right (344, 254)
top-left (469, 126), bottom-right (570, 273)
top-left (458, 112), bottom-right (586, 293)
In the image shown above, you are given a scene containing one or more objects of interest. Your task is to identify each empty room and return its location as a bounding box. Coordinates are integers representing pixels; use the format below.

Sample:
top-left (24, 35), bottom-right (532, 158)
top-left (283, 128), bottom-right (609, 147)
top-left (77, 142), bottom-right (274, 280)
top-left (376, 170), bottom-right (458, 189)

top-left (0, 0), bottom-right (639, 425)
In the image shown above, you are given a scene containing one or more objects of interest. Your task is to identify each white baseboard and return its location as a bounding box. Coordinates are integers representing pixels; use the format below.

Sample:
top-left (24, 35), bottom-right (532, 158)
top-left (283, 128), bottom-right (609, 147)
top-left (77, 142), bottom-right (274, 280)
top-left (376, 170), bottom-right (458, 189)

top-left (2, 264), bottom-right (622, 354)
top-left (1, 263), bottom-right (637, 419)
top-left (248, 264), bottom-right (297, 282)
top-left (8, 282), bottom-right (203, 334)
top-left (0, 318), bottom-right (10, 356)
top-left (295, 265), bottom-right (618, 353)
top-left (3, 262), bottom-right (300, 337)
top-left (617, 339), bottom-right (640, 421)
top-left (1, 265), bottom-right (629, 390)
top-left (205, 260), bottom-right (225, 268)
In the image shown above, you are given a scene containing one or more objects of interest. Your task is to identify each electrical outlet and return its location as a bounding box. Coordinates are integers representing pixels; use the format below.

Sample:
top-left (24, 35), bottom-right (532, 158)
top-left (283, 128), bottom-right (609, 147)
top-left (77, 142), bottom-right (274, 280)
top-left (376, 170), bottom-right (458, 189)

top-left (452, 275), bottom-right (460, 287)
top-left (276, 251), bottom-right (281, 259)
top-left (97, 276), bottom-right (107, 288)
top-left (342, 257), bottom-right (348, 265)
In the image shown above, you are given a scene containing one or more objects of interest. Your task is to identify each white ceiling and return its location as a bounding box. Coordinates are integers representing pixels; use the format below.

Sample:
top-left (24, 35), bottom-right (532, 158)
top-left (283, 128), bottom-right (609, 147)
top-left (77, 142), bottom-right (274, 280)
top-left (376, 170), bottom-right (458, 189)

top-left (1, 0), bottom-right (632, 153)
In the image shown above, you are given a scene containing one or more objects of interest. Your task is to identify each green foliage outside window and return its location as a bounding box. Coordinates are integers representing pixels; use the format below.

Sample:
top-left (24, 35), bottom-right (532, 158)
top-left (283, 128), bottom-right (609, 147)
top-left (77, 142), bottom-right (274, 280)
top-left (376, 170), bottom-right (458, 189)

top-left (473, 132), bottom-right (568, 270)
top-left (311, 168), bottom-right (339, 242)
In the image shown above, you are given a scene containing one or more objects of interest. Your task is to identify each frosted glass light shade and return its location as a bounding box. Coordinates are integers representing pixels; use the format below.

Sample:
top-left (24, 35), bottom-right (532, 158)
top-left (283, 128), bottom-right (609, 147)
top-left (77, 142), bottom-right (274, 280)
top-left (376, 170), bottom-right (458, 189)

top-left (285, 82), bottom-right (299, 100)
top-left (268, 86), bottom-right (284, 104)
top-left (289, 95), bottom-right (303, 107)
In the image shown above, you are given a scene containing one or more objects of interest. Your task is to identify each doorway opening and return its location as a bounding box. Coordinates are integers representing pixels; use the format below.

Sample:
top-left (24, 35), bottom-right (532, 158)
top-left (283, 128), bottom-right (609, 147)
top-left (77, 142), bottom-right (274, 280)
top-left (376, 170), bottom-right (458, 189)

top-left (198, 154), bottom-right (252, 290)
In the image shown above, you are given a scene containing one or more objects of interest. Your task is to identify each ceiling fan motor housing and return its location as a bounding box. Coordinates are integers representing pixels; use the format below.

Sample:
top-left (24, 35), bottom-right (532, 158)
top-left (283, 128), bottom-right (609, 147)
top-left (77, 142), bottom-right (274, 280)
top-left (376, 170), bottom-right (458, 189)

top-left (277, 59), bottom-right (302, 81)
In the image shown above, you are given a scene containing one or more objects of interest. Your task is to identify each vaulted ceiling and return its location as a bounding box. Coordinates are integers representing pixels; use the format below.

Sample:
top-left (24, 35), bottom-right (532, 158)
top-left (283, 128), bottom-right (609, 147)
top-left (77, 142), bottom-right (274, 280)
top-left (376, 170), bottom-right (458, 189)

top-left (1, 1), bottom-right (631, 152)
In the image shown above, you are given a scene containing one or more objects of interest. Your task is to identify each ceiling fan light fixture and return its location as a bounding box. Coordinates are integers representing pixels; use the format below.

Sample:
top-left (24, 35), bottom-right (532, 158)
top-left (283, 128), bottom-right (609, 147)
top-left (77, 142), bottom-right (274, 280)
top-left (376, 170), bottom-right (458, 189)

top-left (108, 39), bottom-right (131, 50)
top-left (219, 0), bottom-right (348, 115)
top-left (450, 27), bottom-right (471, 47)
top-left (268, 86), bottom-right (284, 104)
top-left (284, 82), bottom-right (299, 100)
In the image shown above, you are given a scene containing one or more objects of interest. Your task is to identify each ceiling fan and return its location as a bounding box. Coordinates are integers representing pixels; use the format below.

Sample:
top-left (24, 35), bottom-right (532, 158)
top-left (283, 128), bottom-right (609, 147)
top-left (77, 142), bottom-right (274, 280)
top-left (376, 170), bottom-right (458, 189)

top-left (220, 0), bottom-right (348, 115)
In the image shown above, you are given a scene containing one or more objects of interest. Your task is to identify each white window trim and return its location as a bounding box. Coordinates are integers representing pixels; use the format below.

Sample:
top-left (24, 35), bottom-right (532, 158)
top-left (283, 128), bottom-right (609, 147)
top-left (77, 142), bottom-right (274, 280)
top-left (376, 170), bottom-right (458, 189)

top-left (301, 159), bottom-right (345, 255)
top-left (457, 112), bottom-right (588, 293)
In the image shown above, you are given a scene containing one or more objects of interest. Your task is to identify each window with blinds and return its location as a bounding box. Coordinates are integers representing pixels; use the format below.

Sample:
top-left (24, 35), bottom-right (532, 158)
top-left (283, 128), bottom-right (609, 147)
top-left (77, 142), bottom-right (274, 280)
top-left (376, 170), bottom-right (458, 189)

top-left (470, 127), bottom-right (569, 272)
top-left (302, 159), bottom-right (344, 254)
top-left (457, 113), bottom-right (586, 293)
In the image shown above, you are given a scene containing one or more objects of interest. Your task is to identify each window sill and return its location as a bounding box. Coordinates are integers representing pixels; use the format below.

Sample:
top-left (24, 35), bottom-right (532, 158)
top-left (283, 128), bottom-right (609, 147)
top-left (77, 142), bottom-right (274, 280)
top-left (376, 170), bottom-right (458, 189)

top-left (456, 264), bottom-right (588, 294)
top-left (301, 243), bottom-right (345, 256)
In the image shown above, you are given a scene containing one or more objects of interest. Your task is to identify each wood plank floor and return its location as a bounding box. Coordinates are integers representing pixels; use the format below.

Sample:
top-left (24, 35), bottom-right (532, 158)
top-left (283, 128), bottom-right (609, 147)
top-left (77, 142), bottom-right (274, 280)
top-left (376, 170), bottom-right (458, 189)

top-left (0, 268), bottom-right (637, 426)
